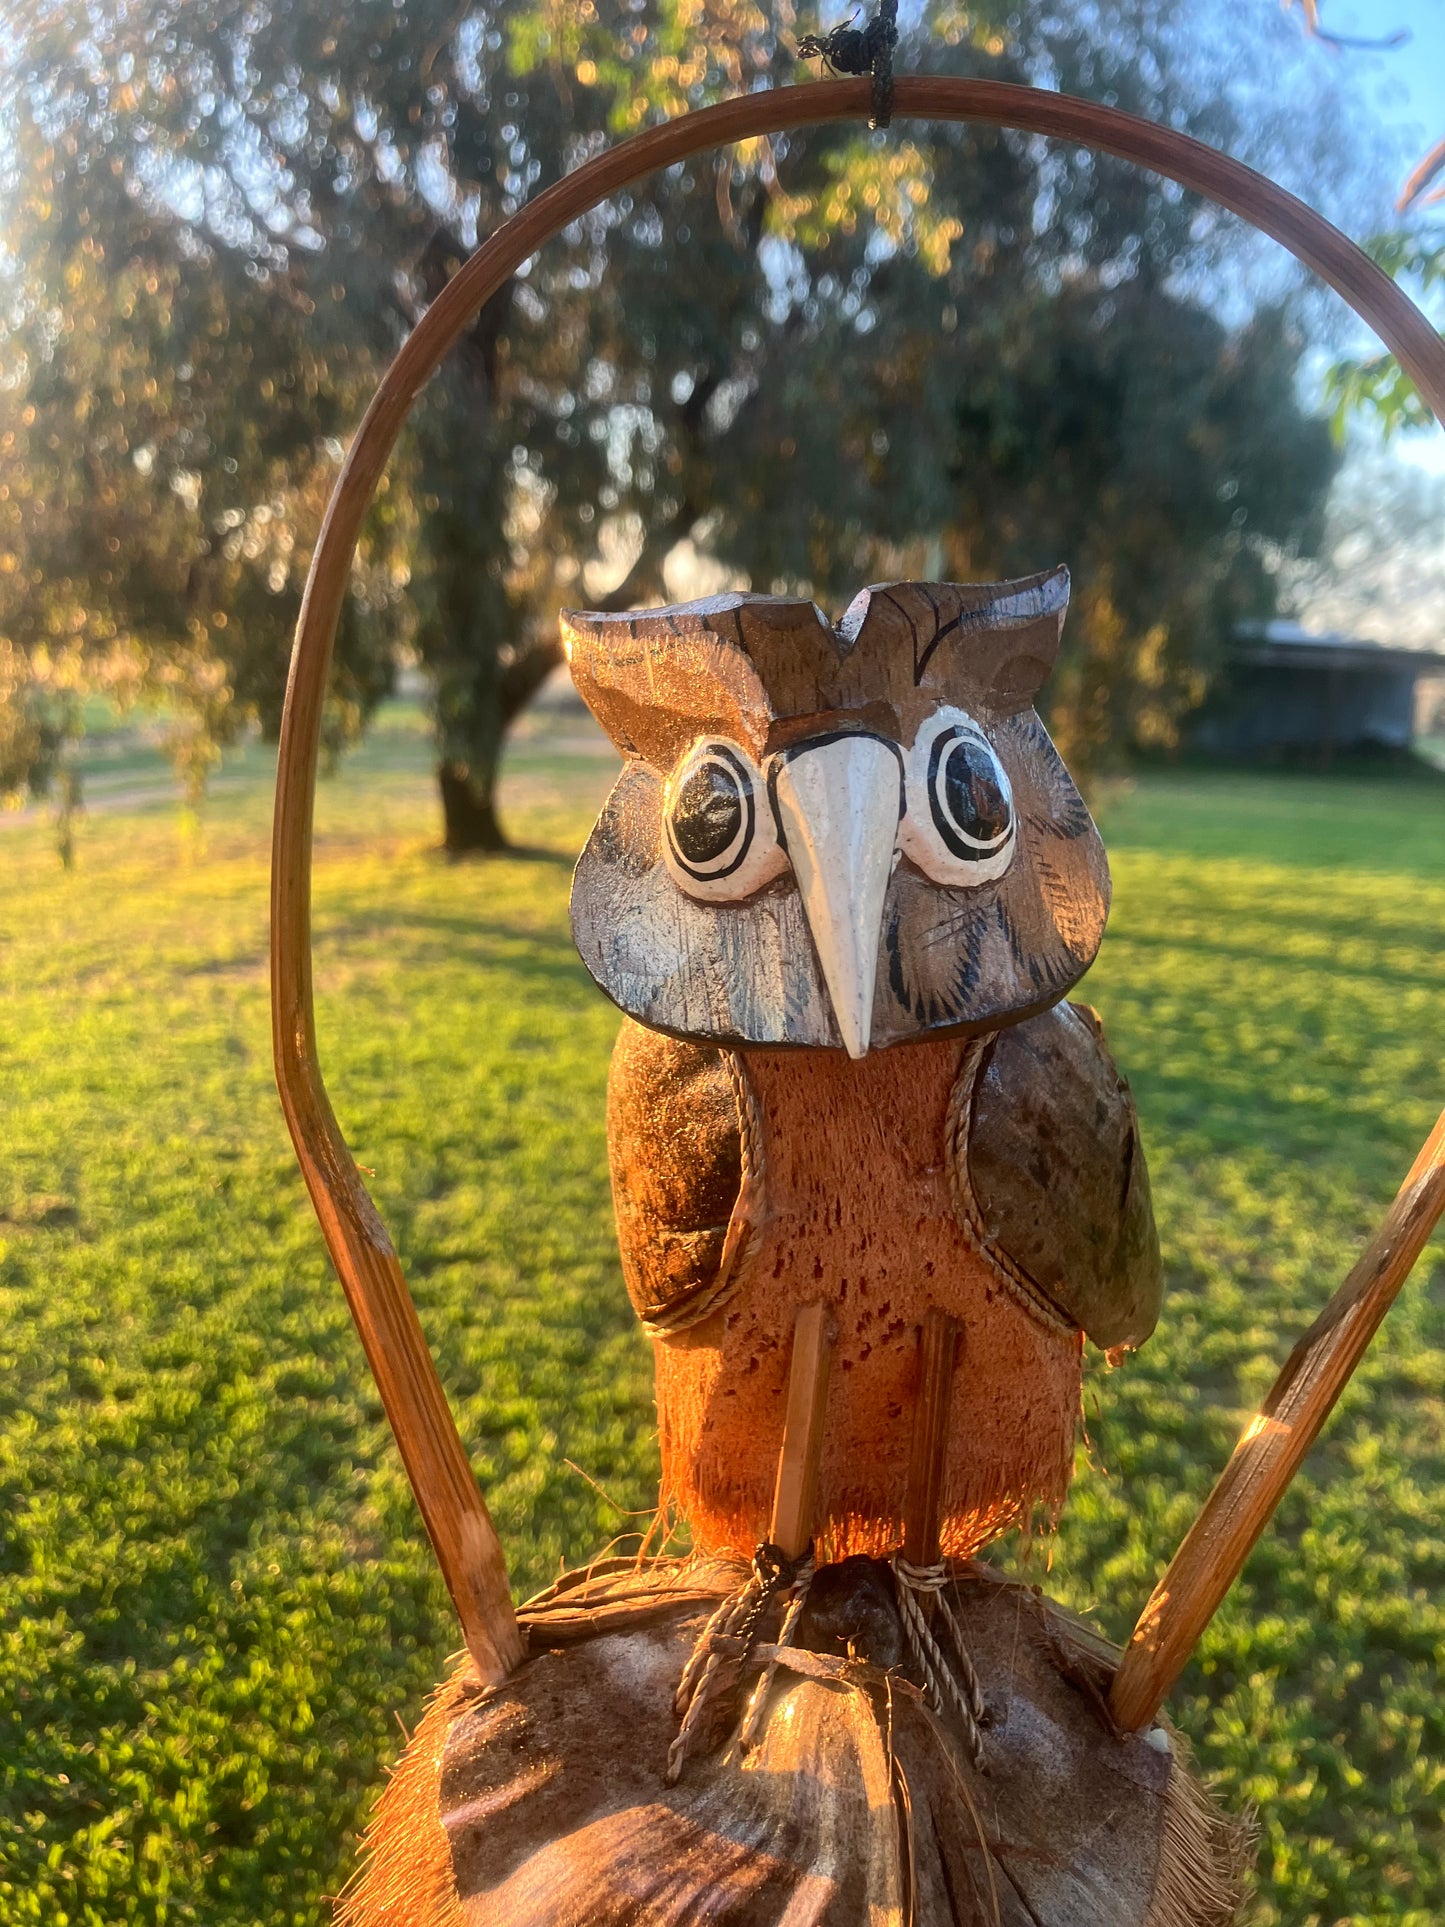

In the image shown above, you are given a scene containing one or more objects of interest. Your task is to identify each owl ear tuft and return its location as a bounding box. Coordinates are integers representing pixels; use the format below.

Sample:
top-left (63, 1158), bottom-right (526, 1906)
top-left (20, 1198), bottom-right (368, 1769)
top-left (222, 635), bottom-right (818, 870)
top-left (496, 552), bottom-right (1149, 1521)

top-left (850, 566), bottom-right (1069, 715)
top-left (561, 596), bottom-right (783, 766)
top-left (969, 565), bottom-right (1070, 711)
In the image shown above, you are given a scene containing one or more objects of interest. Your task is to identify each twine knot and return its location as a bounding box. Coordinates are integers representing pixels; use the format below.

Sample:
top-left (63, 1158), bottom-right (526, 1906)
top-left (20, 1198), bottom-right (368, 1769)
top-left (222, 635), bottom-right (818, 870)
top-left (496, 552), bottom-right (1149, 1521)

top-left (797, 2), bottom-right (899, 129)
top-left (891, 1555), bottom-right (990, 1768)
top-left (667, 1541), bottom-right (815, 1782)
top-left (893, 1554), bottom-right (949, 1593)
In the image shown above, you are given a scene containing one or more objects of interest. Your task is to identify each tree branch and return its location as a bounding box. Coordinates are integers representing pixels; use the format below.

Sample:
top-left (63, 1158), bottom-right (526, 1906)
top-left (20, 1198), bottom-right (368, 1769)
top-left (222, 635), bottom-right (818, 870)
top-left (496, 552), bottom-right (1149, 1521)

top-left (1288, 0), bottom-right (1409, 53)
top-left (1399, 137), bottom-right (1445, 214)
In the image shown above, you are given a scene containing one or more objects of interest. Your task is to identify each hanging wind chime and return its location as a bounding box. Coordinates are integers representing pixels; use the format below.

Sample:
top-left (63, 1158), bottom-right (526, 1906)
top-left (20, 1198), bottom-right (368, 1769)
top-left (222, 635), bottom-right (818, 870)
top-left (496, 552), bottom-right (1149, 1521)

top-left (269, 16), bottom-right (1445, 1925)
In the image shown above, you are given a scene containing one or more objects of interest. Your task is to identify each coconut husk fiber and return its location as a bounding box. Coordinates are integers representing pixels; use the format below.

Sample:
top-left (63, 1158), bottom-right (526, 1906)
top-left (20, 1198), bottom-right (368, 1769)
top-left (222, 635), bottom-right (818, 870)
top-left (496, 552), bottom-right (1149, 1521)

top-left (337, 1554), bottom-right (1250, 1927)
top-left (631, 1039), bottom-right (1088, 1567)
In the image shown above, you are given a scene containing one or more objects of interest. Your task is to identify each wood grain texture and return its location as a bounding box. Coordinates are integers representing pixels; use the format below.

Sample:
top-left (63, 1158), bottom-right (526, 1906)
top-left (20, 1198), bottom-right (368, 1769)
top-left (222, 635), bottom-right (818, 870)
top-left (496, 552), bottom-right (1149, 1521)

top-left (273, 74), bottom-right (1444, 1663)
top-left (902, 1310), bottom-right (962, 1570)
top-left (1109, 1106), bottom-right (1445, 1732)
top-left (568, 581), bottom-right (1112, 1050)
top-left (769, 732), bottom-right (903, 1059)
top-left (572, 711), bottom-right (1108, 1050)
top-left (769, 1302), bottom-right (836, 1558)
top-left (562, 569), bottom-right (1069, 766)
top-left (340, 1556), bottom-right (1250, 1925)
top-left (604, 1017), bottom-right (1171, 1557)
top-left (608, 1011), bottom-right (1164, 1559)
top-left (967, 1000), bottom-right (1163, 1352)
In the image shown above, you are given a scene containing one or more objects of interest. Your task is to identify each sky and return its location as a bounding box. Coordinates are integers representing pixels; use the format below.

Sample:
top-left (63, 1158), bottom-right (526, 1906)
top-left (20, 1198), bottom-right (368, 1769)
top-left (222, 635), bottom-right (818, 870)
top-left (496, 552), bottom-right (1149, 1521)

top-left (1330, 0), bottom-right (1445, 154)
top-left (1305, 1), bottom-right (1445, 474)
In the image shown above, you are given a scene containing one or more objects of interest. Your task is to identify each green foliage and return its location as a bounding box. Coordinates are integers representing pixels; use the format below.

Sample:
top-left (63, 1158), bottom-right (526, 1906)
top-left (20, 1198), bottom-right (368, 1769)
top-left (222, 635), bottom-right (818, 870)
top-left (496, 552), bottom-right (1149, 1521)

top-left (2, 714), bottom-right (1444, 1921)
top-left (0, 0), bottom-right (1358, 845)
top-left (943, 297), bottom-right (1335, 767)
top-left (511, 0), bottom-right (1349, 780)
top-left (1326, 230), bottom-right (1445, 440)
top-left (0, 32), bottom-right (404, 800)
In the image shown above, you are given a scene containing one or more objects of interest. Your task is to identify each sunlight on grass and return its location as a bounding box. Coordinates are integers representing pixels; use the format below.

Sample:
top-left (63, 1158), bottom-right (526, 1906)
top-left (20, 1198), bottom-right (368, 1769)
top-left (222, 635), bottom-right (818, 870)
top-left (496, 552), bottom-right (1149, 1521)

top-left (1, 718), bottom-right (1443, 1923)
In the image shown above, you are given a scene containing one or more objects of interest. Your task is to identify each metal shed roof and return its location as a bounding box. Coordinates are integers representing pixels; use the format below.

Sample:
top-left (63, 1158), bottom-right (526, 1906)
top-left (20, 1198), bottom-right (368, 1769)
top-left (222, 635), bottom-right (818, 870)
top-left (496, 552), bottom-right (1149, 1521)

top-left (1233, 620), bottom-right (1445, 677)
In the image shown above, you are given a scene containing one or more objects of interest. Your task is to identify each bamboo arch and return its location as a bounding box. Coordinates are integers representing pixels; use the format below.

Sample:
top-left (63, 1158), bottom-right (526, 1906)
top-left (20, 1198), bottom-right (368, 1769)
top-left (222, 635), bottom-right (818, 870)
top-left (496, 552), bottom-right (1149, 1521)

top-left (270, 76), bottom-right (1445, 1703)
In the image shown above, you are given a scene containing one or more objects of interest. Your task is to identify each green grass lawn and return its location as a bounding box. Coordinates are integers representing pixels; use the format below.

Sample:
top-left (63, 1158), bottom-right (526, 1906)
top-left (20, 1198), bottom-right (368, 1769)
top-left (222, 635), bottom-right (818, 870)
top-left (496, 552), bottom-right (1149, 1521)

top-left (2, 711), bottom-right (1443, 1925)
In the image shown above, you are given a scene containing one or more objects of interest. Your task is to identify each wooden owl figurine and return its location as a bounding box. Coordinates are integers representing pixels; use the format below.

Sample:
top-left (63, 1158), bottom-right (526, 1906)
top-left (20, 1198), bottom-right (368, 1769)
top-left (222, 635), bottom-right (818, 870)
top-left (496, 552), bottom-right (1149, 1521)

top-left (569, 566), bottom-right (1161, 1565)
top-left (345, 573), bottom-right (1251, 1927)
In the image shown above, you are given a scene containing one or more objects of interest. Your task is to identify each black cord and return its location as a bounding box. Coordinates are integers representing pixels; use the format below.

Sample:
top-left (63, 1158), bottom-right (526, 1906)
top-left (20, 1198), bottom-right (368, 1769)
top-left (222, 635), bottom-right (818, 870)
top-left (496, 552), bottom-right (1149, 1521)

top-left (797, 1), bottom-right (899, 129)
top-left (870, 0), bottom-right (899, 130)
top-left (732, 1539), bottom-right (812, 1647)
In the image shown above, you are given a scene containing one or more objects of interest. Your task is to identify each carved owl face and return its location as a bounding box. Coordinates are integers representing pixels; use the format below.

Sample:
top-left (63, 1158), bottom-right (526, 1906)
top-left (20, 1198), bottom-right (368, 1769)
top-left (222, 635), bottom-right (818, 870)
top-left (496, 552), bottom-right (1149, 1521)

top-left (565, 567), bottom-right (1109, 1054)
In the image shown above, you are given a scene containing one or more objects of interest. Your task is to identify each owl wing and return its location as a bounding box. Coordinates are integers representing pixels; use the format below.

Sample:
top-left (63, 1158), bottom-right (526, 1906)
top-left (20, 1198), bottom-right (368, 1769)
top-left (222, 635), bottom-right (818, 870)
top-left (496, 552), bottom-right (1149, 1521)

top-left (961, 1002), bottom-right (1162, 1353)
top-left (606, 1019), bottom-right (745, 1335)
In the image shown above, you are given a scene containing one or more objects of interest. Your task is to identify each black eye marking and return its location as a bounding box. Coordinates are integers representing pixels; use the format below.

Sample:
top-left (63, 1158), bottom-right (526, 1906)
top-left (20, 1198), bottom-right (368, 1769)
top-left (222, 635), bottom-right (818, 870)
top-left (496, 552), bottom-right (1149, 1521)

top-left (927, 727), bottom-right (1014, 860)
top-left (667, 745), bottom-right (756, 880)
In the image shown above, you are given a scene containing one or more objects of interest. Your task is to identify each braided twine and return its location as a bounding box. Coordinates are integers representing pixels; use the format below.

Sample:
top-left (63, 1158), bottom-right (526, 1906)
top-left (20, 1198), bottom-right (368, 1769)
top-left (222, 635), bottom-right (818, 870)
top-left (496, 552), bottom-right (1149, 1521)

top-left (667, 1540), bottom-right (815, 1783)
top-left (892, 1556), bottom-right (989, 1768)
top-left (738, 1551), bottom-right (816, 1747)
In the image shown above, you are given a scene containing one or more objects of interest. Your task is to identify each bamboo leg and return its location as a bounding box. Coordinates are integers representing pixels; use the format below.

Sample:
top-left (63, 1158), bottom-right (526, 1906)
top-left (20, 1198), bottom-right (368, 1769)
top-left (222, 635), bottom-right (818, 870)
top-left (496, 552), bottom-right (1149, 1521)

top-left (271, 999), bottom-right (525, 1685)
top-left (769, 1302), bottom-right (836, 1558)
top-left (1109, 1107), bottom-right (1445, 1731)
top-left (902, 1309), bottom-right (962, 1573)
top-left (731, 1304), bottom-right (836, 1753)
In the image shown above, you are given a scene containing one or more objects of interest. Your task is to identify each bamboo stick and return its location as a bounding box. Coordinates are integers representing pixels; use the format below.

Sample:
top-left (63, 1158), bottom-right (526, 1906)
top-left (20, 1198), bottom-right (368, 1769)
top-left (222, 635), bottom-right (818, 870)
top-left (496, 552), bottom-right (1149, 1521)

top-left (1109, 1108), bottom-right (1445, 1732)
top-left (273, 74), bottom-right (1444, 1680)
top-left (902, 1310), bottom-right (962, 1572)
top-left (769, 1303), bottom-right (836, 1559)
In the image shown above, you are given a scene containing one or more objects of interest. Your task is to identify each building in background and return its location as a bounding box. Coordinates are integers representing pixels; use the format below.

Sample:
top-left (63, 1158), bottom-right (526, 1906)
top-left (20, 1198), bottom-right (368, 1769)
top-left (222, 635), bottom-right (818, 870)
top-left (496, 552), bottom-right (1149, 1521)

top-left (1190, 622), bottom-right (1445, 764)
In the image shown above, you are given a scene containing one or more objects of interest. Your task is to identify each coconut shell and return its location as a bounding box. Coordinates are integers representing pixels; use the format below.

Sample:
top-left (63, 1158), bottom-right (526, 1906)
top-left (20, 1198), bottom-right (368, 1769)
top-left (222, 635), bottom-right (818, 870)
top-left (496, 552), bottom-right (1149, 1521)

top-left (338, 1557), bottom-right (1249, 1927)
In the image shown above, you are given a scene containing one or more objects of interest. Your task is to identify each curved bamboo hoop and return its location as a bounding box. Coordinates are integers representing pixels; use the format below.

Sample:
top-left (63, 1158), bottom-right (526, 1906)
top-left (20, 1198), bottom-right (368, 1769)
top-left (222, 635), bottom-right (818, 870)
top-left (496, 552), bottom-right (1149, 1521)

top-left (271, 75), bottom-right (1445, 1688)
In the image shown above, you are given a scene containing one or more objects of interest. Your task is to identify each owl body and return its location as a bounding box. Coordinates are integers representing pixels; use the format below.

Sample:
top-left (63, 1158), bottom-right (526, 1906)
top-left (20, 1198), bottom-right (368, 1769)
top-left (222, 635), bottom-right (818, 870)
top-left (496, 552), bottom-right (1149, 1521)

top-left (609, 1004), bottom-right (1157, 1562)
top-left (567, 570), bottom-right (1163, 1561)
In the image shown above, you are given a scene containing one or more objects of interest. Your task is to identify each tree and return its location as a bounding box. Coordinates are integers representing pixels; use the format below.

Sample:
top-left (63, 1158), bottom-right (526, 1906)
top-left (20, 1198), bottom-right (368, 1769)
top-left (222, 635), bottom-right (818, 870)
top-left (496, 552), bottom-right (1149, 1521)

top-left (939, 292), bottom-right (1337, 766)
top-left (543, 0), bottom-right (1343, 764)
top-left (0, 12), bottom-right (405, 814)
top-left (1276, 0), bottom-right (1444, 444)
top-left (490, 0), bottom-right (1354, 766)
top-left (0, 0), bottom-right (1367, 846)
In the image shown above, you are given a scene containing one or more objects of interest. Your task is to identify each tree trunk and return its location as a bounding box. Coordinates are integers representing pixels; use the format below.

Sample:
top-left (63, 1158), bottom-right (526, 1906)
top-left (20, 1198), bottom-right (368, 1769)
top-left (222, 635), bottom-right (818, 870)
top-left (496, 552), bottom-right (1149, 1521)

top-left (438, 756), bottom-right (509, 855)
top-left (429, 629), bottom-right (564, 855)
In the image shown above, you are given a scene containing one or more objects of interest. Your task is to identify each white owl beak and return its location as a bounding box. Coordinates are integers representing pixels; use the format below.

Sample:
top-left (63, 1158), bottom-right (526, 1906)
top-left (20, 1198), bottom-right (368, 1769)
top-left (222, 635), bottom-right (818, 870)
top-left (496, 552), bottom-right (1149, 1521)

top-left (771, 734), bottom-right (902, 1059)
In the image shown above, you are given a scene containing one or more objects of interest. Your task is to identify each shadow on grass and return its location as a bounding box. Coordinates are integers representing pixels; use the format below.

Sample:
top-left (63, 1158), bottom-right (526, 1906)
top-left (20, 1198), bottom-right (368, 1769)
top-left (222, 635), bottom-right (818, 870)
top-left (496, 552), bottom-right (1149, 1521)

top-left (435, 842), bottom-right (575, 868)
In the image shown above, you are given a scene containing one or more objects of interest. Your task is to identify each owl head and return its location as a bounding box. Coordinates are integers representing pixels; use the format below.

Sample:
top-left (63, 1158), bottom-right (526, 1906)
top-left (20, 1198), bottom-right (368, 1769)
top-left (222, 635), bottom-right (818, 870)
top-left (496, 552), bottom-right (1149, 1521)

top-left (564, 567), bottom-right (1108, 1055)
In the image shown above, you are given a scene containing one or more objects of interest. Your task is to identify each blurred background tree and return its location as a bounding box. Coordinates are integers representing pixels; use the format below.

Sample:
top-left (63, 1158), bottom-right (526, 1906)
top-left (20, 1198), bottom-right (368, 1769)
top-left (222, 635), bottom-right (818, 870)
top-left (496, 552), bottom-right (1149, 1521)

top-left (1280, 0), bottom-right (1444, 442)
top-left (0, 0), bottom-right (1390, 848)
top-left (1327, 229), bottom-right (1444, 436)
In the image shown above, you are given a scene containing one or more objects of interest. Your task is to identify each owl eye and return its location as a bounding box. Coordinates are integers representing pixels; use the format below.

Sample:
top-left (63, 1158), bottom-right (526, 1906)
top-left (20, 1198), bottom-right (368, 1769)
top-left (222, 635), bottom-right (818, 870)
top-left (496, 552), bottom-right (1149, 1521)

top-left (929, 728), bottom-right (1012, 855)
top-left (899, 709), bottom-right (1016, 886)
top-left (662, 739), bottom-right (786, 901)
